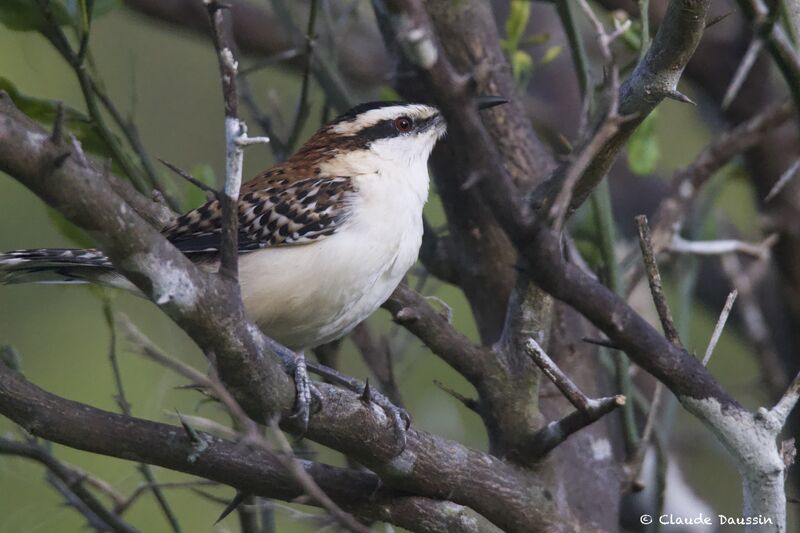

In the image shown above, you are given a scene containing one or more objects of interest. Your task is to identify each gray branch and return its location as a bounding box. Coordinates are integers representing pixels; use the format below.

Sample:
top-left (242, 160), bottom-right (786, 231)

top-left (0, 90), bottom-right (575, 533)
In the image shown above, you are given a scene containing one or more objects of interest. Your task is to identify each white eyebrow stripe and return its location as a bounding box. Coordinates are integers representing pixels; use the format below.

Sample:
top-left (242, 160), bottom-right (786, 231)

top-left (332, 104), bottom-right (437, 135)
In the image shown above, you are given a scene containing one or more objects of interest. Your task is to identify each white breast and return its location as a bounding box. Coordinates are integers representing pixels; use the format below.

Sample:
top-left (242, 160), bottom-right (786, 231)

top-left (238, 164), bottom-right (428, 350)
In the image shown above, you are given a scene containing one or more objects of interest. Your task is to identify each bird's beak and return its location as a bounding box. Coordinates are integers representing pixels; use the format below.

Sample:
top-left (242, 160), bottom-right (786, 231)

top-left (476, 95), bottom-right (508, 110)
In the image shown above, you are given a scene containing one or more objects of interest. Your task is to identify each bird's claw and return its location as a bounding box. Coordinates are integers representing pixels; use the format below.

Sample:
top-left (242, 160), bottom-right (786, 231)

top-left (359, 382), bottom-right (411, 454)
top-left (286, 352), bottom-right (320, 435)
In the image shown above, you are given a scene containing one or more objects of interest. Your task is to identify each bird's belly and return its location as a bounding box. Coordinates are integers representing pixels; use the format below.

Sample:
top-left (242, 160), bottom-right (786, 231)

top-left (238, 216), bottom-right (421, 350)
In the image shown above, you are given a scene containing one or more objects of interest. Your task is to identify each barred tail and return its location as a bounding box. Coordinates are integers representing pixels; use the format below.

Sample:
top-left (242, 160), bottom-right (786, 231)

top-left (0, 248), bottom-right (132, 290)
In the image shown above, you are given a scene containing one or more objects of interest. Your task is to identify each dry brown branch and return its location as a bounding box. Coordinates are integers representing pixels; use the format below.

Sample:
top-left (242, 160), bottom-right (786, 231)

top-left (635, 215), bottom-right (683, 348)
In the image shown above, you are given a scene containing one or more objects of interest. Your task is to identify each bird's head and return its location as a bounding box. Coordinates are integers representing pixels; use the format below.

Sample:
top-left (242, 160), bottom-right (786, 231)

top-left (288, 98), bottom-right (506, 175)
top-left (328, 101), bottom-right (446, 167)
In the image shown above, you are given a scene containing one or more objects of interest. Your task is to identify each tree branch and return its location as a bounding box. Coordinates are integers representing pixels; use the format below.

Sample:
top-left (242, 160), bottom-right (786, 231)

top-left (0, 94), bottom-right (573, 532)
top-left (0, 437), bottom-right (139, 533)
top-left (0, 362), bottom-right (490, 533)
top-left (530, 0), bottom-right (713, 216)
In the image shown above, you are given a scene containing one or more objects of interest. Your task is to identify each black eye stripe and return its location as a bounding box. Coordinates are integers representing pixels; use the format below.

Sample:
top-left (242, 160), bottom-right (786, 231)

top-left (355, 115), bottom-right (439, 144)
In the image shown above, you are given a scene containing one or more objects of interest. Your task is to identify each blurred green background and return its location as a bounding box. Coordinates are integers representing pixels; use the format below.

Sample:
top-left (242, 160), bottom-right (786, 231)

top-left (0, 3), bottom-right (795, 532)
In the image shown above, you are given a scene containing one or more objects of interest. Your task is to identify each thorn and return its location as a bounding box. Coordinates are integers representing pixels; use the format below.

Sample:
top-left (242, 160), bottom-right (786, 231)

top-left (581, 337), bottom-right (622, 350)
top-left (706, 10), bottom-right (734, 29)
top-left (53, 151), bottom-right (71, 168)
top-left (50, 102), bottom-right (65, 144)
top-left (177, 410), bottom-right (209, 463)
top-left (360, 379), bottom-right (372, 404)
top-left (215, 492), bottom-right (247, 524)
top-left (176, 410), bottom-right (202, 444)
top-left (664, 89), bottom-right (696, 105)
top-left (433, 380), bottom-right (479, 412)
top-left (157, 158), bottom-right (220, 198)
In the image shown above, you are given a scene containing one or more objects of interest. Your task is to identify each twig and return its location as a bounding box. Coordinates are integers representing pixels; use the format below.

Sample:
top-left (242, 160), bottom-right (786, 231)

top-left (433, 380), bottom-right (478, 412)
top-left (549, 0), bottom-right (628, 230)
top-left (581, 337), bottom-right (622, 350)
top-left (0, 438), bottom-right (138, 533)
top-left (526, 338), bottom-right (611, 415)
top-left (627, 381), bottom-right (665, 488)
top-left (529, 395), bottom-right (625, 458)
top-left (267, 420), bottom-right (371, 533)
top-left (45, 471), bottom-right (113, 532)
top-left (669, 234), bottom-right (778, 259)
top-left (765, 157), bottom-right (800, 203)
top-left (549, 113), bottom-right (627, 230)
top-left (115, 480), bottom-right (219, 515)
top-left (589, 179), bottom-right (638, 452)
top-left (525, 338), bottom-right (625, 456)
top-left (721, 38), bottom-right (764, 110)
top-left (770, 370), bottom-right (800, 428)
top-left (703, 290), bottom-right (738, 366)
top-left (556, 0), bottom-right (592, 130)
top-left (238, 75), bottom-right (287, 161)
top-left (102, 301), bottom-right (182, 532)
top-left (720, 253), bottom-right (788, 393)
top-left (35, 0), bottom-right (177, 208)
top-left (120, 317), bottom-right (367, 533)
top-left (285, 0), bottom-right (320, 154)
top-left (635, 215), bottom-right (683, 348)
top-left (205, 0), bottom-right (270, 280)
top-left (740, 0), bottom-right (800, 121)
top-left (158, 158), bottom-right (219, 198)
top-left (239, 48), bottom-right (305, 76)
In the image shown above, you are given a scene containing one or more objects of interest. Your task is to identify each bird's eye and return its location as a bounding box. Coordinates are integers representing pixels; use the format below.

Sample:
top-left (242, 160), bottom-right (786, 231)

top-left (394, 116), bottom-right (413, 132)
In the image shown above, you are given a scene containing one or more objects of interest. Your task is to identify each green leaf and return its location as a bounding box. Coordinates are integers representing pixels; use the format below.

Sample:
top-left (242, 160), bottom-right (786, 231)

top-left (0, 0), bottom-right (70, 31)
top-left (539, 45), bottom-right (562, 66)
top-left (0, 77), bottom-right (110, 158)
top-left (504, 0), bottom-right (531, 53)
top-left (511, 50), bottom-right (534, 87)
top-left (627, 111), bottom-right (660, 175)
top-left (521, 33), bottom-right (551, 47)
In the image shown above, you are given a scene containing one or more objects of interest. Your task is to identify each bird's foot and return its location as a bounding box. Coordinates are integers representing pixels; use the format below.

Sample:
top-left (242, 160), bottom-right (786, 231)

top-left (360, 380), bottom-right (411, 454)
top-left (285, 351), bottom-right (321, 435)
top-left (306, 361), bottom-right (411, 454)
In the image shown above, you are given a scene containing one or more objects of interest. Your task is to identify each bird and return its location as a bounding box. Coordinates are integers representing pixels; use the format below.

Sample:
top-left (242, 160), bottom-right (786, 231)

top-left (0, 97), bottom-right (505, 427)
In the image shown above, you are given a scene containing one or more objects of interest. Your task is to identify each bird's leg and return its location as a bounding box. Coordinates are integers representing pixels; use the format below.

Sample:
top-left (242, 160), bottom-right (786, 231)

top-left (285, 350), bottom-right (321, 434)
top-left (261, 339), bottom-right (321, 434)
top-left (306, 361), bottom-right (411, 454)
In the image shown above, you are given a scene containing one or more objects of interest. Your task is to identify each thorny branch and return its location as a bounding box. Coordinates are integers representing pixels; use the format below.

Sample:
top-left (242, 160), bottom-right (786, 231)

top-left (0, 360), bottom-right (490, 533)
top-left (1, 0), bottom-right (800, 530)
top-left (0, 71), bottom-right (560, 533)
top-left (121, 316), bottom-right (368, 533)
top-left (102, 301), bottom-right (182, 533)
top-left (0, 437), bottom-right (138, 533)
top-left (204, 0), bottom-right (269, 281)
top-left (525, 338), bottom-right (625, 457)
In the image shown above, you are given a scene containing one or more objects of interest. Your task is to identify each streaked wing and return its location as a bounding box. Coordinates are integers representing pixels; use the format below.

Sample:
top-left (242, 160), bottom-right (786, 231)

top-left (163, 176), bottom-right (355, 254)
